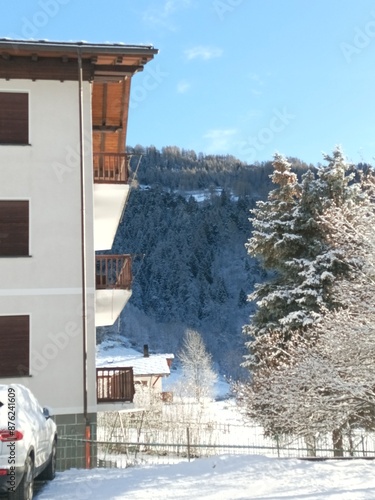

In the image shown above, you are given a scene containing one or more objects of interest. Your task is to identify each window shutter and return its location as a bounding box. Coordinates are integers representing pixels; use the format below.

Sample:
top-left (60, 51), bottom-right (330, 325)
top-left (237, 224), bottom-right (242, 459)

top-left (0, 93), bottom-right (29, 144)
top-left (0, 316), bottom-right (30, 377)
top-left (0, 200), bottom-right (29, 256)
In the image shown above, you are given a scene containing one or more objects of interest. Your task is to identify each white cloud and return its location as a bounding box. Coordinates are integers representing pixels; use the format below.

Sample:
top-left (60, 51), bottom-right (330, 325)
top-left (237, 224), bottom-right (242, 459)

top-left (185, 46), bottom-right (223, 61)
top-left (248, 73), bottom-right (264, 85)
top-left (165, 0), bottom-right (192, 15)
top-left (203, 129), bottom-right (237, 153)
top-left (177, 80), bottom-right (191, 93)
top-left (143, 0), bottom-right (193, 30)
top-left (247, 73), bottom-right (264, 97)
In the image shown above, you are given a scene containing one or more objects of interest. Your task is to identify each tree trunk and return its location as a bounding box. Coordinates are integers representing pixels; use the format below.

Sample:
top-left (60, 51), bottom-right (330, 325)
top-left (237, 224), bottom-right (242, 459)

top-left (304, 435), bottom-right (316, 457)
top-left (332, 429), bottom-right (344, 457)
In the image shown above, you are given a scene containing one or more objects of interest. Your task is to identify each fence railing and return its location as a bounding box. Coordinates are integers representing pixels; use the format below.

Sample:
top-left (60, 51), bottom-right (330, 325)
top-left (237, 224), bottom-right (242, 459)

top-left (59, 425), bottom-right (375, 469)
top-left (97, 367), bottom-right (135, 403)
top-left (93, 152), bottom-right (129, 183)
top-left (95, 255), bottom-right (132, 290)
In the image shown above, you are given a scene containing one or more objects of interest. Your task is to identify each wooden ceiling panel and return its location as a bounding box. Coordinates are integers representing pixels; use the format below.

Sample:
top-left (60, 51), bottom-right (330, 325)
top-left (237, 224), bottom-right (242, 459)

top-left (92, 133), bottom-right (120, 154)
top-left (91, 78), bottom-right (131, 154)
top-left (92, 83), bottom-right (104, 125)
top-left (93, 133), bottom-right (101, 153)
top-left (103, 135), bottom-right (120, 153)
top-left (105, 83), bottom-right (124, 126)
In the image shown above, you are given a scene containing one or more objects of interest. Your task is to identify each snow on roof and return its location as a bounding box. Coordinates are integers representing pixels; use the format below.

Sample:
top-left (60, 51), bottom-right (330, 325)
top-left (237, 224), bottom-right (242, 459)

top-left (96, 339), bottom-right (174, 377)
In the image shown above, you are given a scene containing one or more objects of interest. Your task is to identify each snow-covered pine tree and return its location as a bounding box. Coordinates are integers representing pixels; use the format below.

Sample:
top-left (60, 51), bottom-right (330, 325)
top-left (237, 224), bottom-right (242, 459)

top-left (240, 148), bottom-right (375, 445)
top-left (243, 153), bottom-right (301, 367)
top-left (243, 147), bottom-right (357, 370)
top-left (246, 152), bottom-right (300, 270)
top-left (237, 193), bottom-right (375, 446)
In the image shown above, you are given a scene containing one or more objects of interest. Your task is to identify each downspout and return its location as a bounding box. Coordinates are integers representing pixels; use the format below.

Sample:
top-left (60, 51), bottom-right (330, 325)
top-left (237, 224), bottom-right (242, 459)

top-left (77, 50), bottom-right (90, 468)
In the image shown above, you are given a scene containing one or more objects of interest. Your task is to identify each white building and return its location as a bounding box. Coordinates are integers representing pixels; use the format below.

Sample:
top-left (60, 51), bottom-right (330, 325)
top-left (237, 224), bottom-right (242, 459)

top-left (97, 342), bottom-right (174, 394)
top-left (0, 39), bottom-right (157, 469)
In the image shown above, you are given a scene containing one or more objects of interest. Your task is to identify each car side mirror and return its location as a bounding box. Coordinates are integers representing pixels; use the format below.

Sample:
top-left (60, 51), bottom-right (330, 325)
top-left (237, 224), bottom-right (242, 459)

top-left (43, 407), bottom-right (51, 420)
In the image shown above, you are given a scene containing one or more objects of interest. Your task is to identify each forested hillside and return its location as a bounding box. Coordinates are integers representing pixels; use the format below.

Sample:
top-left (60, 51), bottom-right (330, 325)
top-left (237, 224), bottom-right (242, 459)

top-left (97, 146), bottom-right (311, 379)
top-left (127, 145), bottom-right (311, 196)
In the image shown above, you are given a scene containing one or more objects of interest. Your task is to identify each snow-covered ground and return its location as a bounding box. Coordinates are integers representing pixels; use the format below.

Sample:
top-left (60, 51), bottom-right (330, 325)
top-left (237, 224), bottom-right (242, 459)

top-left (44, 340), bottom-right (371, 498)
top-left (32, 352), bottom-right (375, 498)
top-left (36, 454), bottom-right (375, 499)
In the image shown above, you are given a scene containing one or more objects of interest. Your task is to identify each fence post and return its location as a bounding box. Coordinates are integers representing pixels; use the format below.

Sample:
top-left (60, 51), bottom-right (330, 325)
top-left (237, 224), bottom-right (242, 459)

top-left (276, 435), bottom-right (280, 458)
top-left (186, 427), bottom-right (191, 462)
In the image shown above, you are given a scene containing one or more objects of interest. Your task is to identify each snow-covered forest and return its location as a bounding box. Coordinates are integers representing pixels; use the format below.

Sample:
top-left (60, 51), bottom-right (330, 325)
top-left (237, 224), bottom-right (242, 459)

top-left (97, 146), bottom-right (312, 378)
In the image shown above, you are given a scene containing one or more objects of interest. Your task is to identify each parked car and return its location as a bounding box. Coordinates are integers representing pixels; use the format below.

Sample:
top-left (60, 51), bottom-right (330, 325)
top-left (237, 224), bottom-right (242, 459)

top-left (0, 384), bottom-right (57, 500)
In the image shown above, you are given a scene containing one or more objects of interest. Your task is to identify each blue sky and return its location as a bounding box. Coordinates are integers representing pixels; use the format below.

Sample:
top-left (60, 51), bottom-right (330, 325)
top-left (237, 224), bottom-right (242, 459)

top-left (1, 0), bottom-right (375, 166)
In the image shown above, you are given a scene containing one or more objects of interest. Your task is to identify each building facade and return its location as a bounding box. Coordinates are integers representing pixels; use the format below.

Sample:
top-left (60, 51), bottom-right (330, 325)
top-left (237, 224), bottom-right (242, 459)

top-left (0, 39), bottom-right (157, 469)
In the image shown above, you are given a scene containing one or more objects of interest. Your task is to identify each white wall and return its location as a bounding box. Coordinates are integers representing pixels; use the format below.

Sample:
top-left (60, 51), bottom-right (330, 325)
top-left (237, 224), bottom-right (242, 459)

top-left (135, 375), bottom-right (163, 393)
top-left (0, 79), bottom-right (97, 415)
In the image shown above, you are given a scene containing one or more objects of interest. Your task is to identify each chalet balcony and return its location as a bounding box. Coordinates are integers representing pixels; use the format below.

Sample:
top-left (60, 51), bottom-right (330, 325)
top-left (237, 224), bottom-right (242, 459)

top-left (93, 153), bottom-right (131, 251)
top-left (96, 254), bottom-right (132, 289)
top-left (97, 367), bottom-right (135, 404)
top-left (93, 152), bottom-right (130, 184)
top-left (95, 255), bottom-right (133, 327)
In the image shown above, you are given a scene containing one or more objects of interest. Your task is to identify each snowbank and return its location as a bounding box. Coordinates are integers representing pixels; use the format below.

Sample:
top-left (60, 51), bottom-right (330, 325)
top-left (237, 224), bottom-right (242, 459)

top-left (36, 454), bottom-right (375, 500)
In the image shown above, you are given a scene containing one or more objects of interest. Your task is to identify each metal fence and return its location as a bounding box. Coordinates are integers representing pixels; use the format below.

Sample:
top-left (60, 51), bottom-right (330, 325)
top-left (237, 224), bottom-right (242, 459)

top-left (58, 421), bottom-right (375, 469)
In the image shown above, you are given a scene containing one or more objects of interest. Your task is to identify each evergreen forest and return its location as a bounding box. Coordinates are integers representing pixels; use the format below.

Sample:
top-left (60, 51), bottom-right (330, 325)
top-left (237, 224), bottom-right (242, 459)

top-left (97, 146), bottom-right (312, 380)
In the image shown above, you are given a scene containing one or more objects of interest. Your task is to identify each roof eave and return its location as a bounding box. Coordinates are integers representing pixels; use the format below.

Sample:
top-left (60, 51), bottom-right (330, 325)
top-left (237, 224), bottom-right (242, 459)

top-left (0, 39), bottom-right (158, 57)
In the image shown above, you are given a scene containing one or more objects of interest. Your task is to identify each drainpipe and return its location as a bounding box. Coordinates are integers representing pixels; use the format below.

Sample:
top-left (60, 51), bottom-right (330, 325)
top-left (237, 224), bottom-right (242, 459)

top-left (77, 50), bottom-right (90, 468)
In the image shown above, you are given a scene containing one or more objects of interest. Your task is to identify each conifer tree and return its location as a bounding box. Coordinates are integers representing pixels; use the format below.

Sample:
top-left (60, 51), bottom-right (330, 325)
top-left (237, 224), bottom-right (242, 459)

top-left (243, 147), bottom-right (358, 370)
top-left (238, 167), bottom-right (375, 443)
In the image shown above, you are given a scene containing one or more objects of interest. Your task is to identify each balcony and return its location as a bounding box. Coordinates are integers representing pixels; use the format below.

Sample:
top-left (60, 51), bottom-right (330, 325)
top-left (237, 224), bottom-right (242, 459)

top-left (93, 152), bottom-right (129, 184)
top-left (95, 255), bottom-right (133, 327)
top-left (96, 254), bottom-right (132, 289)
top-left (97, 367), bottom-right (135, 404)
top-left (93, 153), bottom-right (131, 251)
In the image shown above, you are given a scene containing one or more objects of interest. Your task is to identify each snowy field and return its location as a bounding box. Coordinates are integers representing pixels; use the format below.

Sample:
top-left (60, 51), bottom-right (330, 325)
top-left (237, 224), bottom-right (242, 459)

top-left (38, 397), bottom-right (375, 499)
top-left (36, 341), bottom-right (373, 498)
top-left (35, 455), bottom-right (375, 500)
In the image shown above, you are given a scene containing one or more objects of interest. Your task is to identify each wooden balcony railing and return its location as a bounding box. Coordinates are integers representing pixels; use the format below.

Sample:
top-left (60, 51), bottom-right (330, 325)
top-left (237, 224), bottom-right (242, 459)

top-left (93, 152), bottom-right (129, 183)
top-left (95, 255), bottom-right (132, 290)
top-left (97, 367), bottom-right (135, 403)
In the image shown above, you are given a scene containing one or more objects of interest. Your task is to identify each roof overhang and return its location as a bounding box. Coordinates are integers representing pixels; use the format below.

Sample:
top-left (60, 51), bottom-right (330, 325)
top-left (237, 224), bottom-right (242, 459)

top-left (0, 39), bottom-right (158, 82)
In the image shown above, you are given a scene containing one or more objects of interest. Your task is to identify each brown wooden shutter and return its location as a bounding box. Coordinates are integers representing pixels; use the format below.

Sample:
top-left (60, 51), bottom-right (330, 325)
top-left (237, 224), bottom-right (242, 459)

top-left (0, 92), bottom-right (29, 144)
top-left (0, 200), bottom-right (29, 256)
top-left (0, 315), bottom-right (29, 377)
